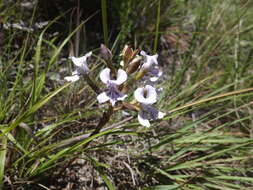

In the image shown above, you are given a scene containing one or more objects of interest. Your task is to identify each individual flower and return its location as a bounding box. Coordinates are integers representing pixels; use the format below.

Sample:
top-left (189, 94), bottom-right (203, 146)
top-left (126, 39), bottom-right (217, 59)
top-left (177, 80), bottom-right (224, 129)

top-left (134, 85), bottom-right (165, 127)
top-left (140, 51), bottom-right (162, 81)
top-left (140, 50), bottom-right (158, 69)
top-left (97, 68), bottom-right (127, 106)
top-left (64, 51), bottom-right (92, 82)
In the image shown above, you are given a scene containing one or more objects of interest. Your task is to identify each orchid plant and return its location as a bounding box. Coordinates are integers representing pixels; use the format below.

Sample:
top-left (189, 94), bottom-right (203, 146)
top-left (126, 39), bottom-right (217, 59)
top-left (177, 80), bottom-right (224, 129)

top-left (65, 44), bottom-right (165, 130)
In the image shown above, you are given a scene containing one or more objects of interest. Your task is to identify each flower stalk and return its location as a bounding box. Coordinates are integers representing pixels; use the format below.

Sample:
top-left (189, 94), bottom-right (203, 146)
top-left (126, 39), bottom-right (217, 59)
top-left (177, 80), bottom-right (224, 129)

top-left (83, 74), bottom-right (101, 94)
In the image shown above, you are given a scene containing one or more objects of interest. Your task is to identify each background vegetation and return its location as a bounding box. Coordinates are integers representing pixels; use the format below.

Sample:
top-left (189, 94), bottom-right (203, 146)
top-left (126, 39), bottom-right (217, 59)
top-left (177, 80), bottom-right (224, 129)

top-left (1, 0), bottom-right (253, 189)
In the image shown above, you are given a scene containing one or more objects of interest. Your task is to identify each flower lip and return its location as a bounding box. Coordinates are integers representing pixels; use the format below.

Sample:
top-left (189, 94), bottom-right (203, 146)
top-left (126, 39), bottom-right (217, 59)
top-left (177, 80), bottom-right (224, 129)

top-left (138, 114), bottom-right (151, 127)
top-left (100, 68), bottom-right (127, 85)
top-left (140, 104), bottom-right (159, 120)
top-left (137, 104), bottom-right (165, 127)
top-left (134, 85), bottom-right (157, 104)
top-left (97, 83), bottom-right (127, 106)
top-left (105, 82), bottom-right (126, 101)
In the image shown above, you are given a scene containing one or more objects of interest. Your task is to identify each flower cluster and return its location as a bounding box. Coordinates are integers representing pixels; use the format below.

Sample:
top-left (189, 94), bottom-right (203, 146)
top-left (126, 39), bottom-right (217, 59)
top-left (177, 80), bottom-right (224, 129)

top-left (64, 45), bottom-right (165, 127)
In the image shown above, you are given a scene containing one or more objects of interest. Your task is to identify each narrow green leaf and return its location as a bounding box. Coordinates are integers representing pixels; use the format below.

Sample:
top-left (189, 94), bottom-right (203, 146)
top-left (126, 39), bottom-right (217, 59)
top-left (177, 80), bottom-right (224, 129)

top-left (0, 137), bottom-right (7, 189)
top-left (101, 0), bottom-right (109, 46)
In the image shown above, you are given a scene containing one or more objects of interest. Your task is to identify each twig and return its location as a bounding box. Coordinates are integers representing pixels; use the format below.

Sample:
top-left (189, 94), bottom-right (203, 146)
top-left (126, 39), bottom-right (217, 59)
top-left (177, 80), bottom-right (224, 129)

top-left (123, 161), bottom-right (136, 186)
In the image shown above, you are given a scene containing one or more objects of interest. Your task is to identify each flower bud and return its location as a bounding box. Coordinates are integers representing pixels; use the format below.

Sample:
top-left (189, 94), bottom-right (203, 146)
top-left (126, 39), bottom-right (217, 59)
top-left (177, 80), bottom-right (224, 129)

top-left (122, 45), bottom-right (132, 62)
top-left (126, 56), bottom-right (142, 74)
top-left (100, 44), bottom-right (112, 63)
top-left (121, 44), bottom-right (139, 69)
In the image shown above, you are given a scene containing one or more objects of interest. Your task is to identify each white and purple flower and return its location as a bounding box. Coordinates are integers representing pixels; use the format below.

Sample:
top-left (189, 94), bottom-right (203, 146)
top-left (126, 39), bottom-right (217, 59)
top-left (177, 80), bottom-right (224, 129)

top-left (97, 68), bottom-right (127, 106)
top-left (140, 51), bottom-right (162, 82)
top-left (134, 85), bottom-right (165, 127)
top-left (140, 51), bottom-right (158, 69)
top-left (64, 51), bottom-right (92, 82)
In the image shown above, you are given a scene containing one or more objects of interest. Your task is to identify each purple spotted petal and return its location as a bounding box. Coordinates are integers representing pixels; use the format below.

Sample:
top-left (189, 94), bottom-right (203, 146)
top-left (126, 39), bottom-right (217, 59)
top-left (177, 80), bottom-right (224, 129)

top-left (139, 104), bottom-right (159, 120)
top-left (106, 82), bottom-right (126, 102)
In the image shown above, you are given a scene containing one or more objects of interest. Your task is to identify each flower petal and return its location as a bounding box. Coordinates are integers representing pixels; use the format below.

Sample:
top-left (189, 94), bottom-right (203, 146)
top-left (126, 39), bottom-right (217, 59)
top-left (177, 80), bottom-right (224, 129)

top-left (71, 52), bottom-right (91, 68)
top-left (134, 87), bottom-right (147, 104)
top-left (85, 51), bottom-right (92, 57)
top-left (138, 114), bottom-right (150, 127)
top-left (142, 62), bottom-right (151, 69)
top-left (134, 85), bottom-right (157, 104)
top-left (97, 92), bottom-right (110, 103)
top-left (145, 85), bottom-right (157, 104)
top-left (71, 56), bottom-right (85, 67)
top-left (141, 51), bottom-right (159, 69)
top-left (152, 54), bottom-right (158, 65)
top-left (113, 69), bottom-right (127, 85)
top-left (64, 75), bottom-right (80, 82)
top-left (150, 76), bottom-right (159, 82)
top-left (158, 111), bottom-right (165, 119)
top-left (100, 68), bottom-right (111, 84)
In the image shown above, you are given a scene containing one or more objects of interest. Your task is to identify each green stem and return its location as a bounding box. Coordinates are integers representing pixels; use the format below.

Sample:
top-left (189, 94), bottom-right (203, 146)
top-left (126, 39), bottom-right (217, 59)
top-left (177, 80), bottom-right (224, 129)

top-left (84, 106), bottom-right (113, 148)
top-left (83, 74), bottom-right (101, 94)
top-left (90, 106), bottom-right (113, 137)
